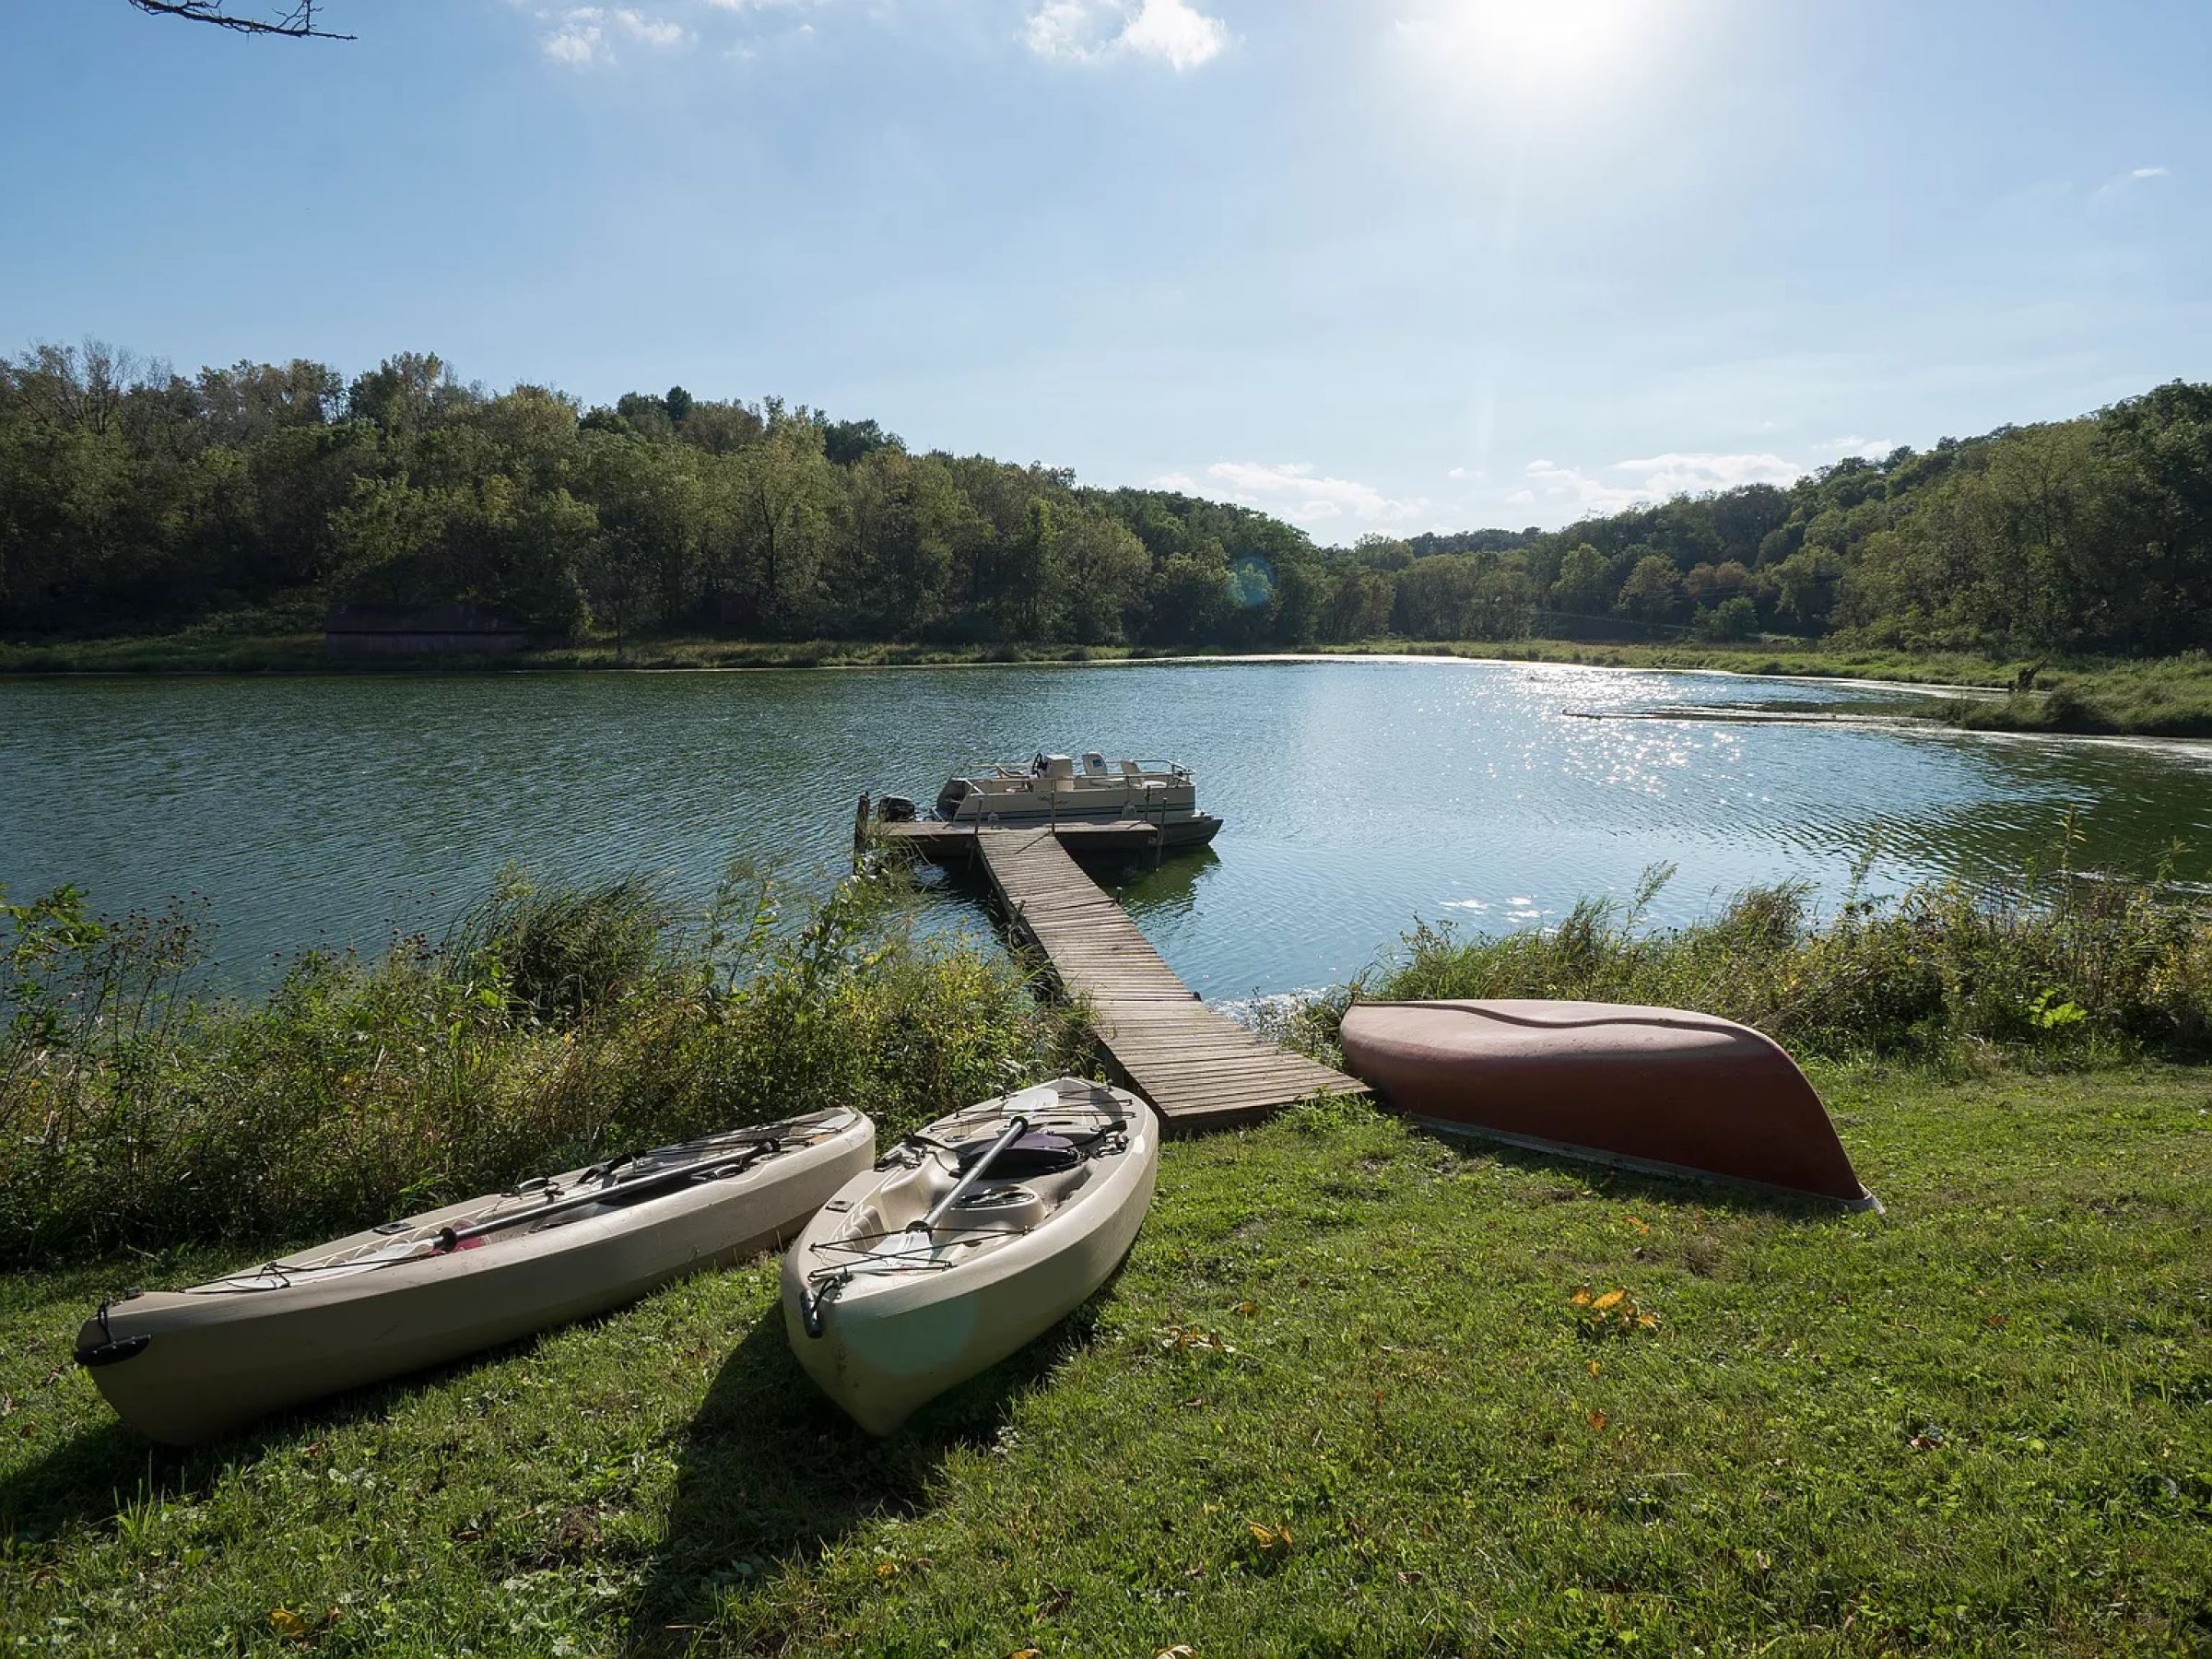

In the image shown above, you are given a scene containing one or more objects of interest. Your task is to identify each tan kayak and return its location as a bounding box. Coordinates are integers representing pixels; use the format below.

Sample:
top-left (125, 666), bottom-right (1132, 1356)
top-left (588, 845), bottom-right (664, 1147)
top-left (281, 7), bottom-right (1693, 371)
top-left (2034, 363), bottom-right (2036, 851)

top-left (782, 1079), bottom-right (1157, 1435)
top-left (76, 1109), bottom-right (875, 1445)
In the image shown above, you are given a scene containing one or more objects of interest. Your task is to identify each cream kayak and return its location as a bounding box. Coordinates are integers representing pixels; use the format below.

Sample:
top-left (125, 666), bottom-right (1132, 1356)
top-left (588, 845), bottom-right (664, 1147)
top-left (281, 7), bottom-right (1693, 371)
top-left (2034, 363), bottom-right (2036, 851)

top-left (76, 1108), bottom-right (875, 1445)
top-left (783, 1078), bottom-right (1157, 1435)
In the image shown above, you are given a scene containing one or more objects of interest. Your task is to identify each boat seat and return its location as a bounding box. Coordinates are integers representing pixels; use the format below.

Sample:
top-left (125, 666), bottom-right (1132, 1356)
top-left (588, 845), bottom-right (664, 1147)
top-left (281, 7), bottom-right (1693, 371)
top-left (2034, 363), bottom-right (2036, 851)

top-left (949, 1131), bottom-right (1085, 1178)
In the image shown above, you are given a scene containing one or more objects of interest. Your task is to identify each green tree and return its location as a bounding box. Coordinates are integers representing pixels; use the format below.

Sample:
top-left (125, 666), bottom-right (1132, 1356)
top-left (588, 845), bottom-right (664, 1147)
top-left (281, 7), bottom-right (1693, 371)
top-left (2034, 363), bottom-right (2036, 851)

top-left (1057, 511), bottom-right (1150, 643)
top-left (1548, 542), bottom-right (1612, 618)
top-left (1618, 553), bottom-right (1686, 623)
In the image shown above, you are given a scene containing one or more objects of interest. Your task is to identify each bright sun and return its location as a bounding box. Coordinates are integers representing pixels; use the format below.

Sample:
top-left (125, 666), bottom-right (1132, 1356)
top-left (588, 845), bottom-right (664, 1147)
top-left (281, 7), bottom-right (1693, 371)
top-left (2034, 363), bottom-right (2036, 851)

top-left (1394, 0), bottom-right (1663, 100)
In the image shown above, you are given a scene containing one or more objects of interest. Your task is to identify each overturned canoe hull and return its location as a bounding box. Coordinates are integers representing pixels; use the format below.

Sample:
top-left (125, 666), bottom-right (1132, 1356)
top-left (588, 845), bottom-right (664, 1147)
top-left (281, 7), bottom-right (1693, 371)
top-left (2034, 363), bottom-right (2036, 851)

top-left (76, 1110), bottom-right (876, 1446)
top-left (1340, 999), bottom-right (1876, 1208)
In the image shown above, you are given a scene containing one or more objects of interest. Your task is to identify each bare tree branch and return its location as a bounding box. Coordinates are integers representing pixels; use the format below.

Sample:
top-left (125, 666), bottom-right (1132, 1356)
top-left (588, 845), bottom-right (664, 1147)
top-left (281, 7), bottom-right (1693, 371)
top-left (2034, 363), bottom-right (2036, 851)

top-left (126, 2), bottom-right (355, 40)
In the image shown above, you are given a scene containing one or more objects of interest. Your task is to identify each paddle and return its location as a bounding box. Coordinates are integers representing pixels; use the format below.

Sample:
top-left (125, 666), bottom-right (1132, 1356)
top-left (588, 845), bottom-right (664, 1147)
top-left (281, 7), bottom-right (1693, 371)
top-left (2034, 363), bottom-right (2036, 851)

top-left (917, 1114), bottom-right (1030, 1232)
top-left (429, 1138), bottom-right (782, 1253)
top-left (797, 1113), bottom-right (1031, 1337)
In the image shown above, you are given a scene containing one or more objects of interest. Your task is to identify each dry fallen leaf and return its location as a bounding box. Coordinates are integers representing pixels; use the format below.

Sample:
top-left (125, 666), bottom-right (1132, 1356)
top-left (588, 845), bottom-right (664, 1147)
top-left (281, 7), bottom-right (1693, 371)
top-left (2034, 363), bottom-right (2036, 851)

top-left (1592, 1288), bottom-right (1627, 1312)
top-left (1569, 1286), bottom-right (1594, 1307)
top-left (1587, 1409), bottom-right (1609, 1432)
top-left (1587, 1360), bottom-right (1600, 1377)
top-left (1625, 1216), bottom-right (1650, 1234)
top-left (1008, 1649), bottom-right (1042, 1659)
top-left (875, 1561), bottom-right (899, 1580)
top-left (1246, 1520), bottom-right (1293, 1552)
top-left (268, 1608), bottom-right (310, 1640)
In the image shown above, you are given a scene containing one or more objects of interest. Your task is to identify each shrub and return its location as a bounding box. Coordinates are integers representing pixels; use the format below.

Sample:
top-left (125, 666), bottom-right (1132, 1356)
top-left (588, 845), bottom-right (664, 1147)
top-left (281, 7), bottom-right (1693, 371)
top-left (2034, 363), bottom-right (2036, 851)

top-left (0, 864), bottom-right (1086, 1265)
top-left (1298, 861), bottom-right (2212, 1065)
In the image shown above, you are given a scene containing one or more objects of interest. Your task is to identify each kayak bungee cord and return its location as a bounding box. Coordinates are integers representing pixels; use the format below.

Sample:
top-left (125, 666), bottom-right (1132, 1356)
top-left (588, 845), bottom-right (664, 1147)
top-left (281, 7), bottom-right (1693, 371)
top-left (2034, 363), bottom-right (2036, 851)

top-left (797, 1100), bottom-right (1135, 1338)
top-left (193, 1136), bottom-right (788, 1292)
top-left (429, 1138), bottom-right (782, 1253)
top-left (800, 1112), bottom-right (1030, 1337)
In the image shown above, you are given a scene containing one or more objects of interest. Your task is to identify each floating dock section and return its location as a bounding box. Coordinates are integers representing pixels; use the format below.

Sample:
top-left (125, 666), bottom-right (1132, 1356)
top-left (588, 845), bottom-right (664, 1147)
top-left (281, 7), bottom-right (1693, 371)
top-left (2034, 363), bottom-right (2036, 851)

top-left (874, 815), bottom-right (1223, 864)
top-left (965, 827), bottom-right (1366, 1132)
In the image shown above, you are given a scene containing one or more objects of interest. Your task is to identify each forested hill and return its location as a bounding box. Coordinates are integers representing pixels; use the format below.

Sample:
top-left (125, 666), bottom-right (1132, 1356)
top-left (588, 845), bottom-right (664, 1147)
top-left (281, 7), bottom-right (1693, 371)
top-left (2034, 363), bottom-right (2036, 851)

top-left (3, 342), bottom-right (2208, 657)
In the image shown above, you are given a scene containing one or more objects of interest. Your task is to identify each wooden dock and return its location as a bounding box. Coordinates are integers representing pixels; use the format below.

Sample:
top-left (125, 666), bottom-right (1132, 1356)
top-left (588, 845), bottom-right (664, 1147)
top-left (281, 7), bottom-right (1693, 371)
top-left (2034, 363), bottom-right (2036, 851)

top-left (876, 814), bottom-right (1222, 864)
top-left (972, 827), bottom-right (1366, 1132)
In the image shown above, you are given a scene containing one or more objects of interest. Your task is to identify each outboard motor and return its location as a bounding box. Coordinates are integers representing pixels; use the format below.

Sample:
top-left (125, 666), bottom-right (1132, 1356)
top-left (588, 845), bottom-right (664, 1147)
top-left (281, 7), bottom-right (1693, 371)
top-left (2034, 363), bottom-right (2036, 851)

top-left (877, 794), bottom-right (917, 823)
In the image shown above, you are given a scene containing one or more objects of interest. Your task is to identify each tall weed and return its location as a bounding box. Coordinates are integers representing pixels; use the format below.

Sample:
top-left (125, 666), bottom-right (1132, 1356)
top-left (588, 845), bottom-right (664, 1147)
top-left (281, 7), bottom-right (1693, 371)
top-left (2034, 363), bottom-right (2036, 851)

top-left (1301, 862), bottom-right (2212, 1065)
top-left (0, 864), bottom-right (1083, 1265)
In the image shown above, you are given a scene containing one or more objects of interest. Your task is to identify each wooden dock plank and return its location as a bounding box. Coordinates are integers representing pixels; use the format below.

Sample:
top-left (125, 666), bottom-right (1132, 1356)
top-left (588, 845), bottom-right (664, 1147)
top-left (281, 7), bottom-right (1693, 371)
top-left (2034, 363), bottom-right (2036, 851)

top-left (973, 827), bottom-right (1365, 1131)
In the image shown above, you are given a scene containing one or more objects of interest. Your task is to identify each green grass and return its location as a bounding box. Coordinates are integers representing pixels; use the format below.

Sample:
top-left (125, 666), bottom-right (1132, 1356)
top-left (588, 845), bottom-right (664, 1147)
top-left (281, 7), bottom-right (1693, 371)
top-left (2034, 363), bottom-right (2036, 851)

top-left (1295, 867), bottom-right (2212, 1065)
top-left (0, 623), bottom-right (2026, 688)
top-left (1945, 656), bottom-right (2212, 739)
top-left (1312, 636), bottom-right (2032, 690)
top-left (0, 630), bottom-right (1173, 676)
top-left (3, 1060), bottom-right (2207, 1655)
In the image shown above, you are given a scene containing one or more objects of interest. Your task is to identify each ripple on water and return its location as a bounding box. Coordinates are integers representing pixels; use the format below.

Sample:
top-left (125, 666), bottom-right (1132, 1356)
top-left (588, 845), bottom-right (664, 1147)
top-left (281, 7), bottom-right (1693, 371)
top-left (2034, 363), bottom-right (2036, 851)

top-left (5, 659), bottom-right (2212, 996)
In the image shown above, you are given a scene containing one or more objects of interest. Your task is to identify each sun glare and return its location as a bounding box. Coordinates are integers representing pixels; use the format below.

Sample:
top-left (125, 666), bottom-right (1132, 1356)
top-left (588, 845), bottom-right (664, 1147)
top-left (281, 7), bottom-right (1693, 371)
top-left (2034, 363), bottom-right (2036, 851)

top-left (1394, 0), bottom-right (1663, 102)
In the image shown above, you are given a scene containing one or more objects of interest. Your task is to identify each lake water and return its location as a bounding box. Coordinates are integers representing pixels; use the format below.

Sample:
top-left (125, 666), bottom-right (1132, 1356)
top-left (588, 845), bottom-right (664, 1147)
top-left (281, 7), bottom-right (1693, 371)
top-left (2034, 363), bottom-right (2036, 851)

top-left (6, 658), bottom-right (2212, 999)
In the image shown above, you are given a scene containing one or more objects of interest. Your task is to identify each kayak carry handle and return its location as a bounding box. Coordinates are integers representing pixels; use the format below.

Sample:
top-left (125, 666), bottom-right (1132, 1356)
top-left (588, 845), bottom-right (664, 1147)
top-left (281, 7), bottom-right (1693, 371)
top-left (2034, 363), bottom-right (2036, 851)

top-left (76, 1335), bottom-right (152, 1368)
top-left (797, 1282), bottom-right (828, 1338)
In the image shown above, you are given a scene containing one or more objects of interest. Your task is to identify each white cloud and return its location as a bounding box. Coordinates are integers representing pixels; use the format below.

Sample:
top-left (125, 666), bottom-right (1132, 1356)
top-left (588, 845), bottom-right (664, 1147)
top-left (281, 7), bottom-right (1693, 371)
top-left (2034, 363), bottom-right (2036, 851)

top-left (1025, 0), bottom-right (1229, 70)
top-left (1159, 461), bottom-right (1426, 530)
top-left (614, 7), bottom-right (688, 46)
top-left (1513, 452), bottom-right (1808, 517)
top-left (2097, 164), bottom-right (2172, 198)
top-left (538, 5), bottom-right (689, 65)
top-left (1614, 451), bottom-right (1805, 492)
top-left (1808, 434), bottom-right (1897, 461)
top-left (542, 13), bottom-right (609, 65)
top-left (1119, 0), bottom-right (1230, 68)
top-left (1025, 0), bottom-right (1105, 57)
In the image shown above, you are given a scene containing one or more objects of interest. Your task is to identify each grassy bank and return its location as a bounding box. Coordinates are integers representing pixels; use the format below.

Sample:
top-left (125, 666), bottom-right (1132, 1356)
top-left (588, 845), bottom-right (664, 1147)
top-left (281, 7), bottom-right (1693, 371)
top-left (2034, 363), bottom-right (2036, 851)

top-left (26, 623), bottom-right (2212, 741)
top-left (1290, 865), bottom-right (2212, 1065)
top-left (6, 869), bottom-right (2212, 1651)
top-left (1943, 656), bottom-right (2212, 740)
top-left (0, 865), bottom-right (1083, 1267)
top-left (0, 629), bottom-right (1169, 676)
top-left (0, 628), bottom-right (2019, 687)
top-left (1316, 636), bottom-right (2029, 689)
top-left (4, 1062), bottom-right (2208, 1655)
top-left (13, 622), bottom-right (2212, 739)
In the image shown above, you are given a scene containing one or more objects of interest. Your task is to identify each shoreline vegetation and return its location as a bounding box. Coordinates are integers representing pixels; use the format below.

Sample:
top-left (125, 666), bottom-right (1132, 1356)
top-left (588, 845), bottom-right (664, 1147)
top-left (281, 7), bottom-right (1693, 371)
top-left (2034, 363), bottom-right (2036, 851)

top-left (4, 865), bottom-right (2210, 1651)
top-left (6, 343), bottom-right (2212, 737)
top-left (9, 625), bottom-right (2212, 738)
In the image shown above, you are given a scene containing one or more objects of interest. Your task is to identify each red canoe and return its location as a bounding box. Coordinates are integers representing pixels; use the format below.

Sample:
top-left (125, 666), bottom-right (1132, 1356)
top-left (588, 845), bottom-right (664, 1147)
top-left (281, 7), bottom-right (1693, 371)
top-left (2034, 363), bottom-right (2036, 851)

top-left (1339, 999), bottom-right (1877, 1208)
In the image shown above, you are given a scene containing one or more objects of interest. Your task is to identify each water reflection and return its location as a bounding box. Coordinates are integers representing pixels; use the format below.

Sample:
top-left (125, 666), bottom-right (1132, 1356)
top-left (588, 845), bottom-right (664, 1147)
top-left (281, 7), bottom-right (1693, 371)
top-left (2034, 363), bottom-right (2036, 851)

top-left (5, 658), bottom-right (2210, 997)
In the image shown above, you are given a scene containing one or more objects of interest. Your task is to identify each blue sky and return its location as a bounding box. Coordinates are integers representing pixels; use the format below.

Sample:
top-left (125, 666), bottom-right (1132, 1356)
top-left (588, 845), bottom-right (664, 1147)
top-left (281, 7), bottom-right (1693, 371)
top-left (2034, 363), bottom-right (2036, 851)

top-left (2, 1), bottom-right (2206, 541)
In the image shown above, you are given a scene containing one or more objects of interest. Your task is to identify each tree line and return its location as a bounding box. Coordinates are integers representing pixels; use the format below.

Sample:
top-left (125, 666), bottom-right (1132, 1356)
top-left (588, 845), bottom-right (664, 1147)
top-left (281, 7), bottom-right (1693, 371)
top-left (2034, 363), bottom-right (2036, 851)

top-left (3, 340), bottom-right (2208, 656)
